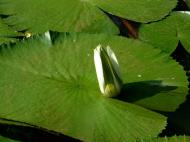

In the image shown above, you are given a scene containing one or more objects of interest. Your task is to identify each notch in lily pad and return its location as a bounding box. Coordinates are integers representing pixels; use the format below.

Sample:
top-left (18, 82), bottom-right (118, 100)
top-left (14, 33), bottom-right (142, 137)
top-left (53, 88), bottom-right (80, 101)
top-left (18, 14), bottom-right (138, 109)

top-left (94, 44), bottom-right (123, 97)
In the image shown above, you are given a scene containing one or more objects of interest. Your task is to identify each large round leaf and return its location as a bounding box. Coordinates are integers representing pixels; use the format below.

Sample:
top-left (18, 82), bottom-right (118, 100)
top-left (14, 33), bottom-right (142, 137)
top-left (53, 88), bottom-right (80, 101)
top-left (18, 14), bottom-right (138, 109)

top-left (0, 0), bottom-right (177, 34)
top-left (0, 0), bottom-right (118, 34)
top-left (139, 11), bottom-right (190, 53)
top-left (53, 33), bottom-right (187, 112)
top-left (0, 34), bottom-right (169, 142)
top-left (0, 33), bottom-right (187, 141)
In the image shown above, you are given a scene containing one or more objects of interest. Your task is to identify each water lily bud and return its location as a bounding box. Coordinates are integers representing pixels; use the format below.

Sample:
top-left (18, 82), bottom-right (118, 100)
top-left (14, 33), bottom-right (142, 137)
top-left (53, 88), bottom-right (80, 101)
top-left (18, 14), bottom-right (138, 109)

top-left (94, 45), bottom-right (122, 97)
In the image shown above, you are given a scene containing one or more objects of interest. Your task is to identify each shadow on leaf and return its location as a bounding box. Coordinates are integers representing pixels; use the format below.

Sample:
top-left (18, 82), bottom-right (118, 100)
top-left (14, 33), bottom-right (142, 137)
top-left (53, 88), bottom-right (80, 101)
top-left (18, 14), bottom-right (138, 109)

top-left (117, 80), bottom-right (177, 102)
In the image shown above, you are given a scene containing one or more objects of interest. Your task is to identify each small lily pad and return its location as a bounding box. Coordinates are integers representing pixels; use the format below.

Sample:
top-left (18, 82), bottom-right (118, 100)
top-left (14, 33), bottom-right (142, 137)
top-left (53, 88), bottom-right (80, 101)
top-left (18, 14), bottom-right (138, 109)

top-left (139, 11), bottom-right (190, 53)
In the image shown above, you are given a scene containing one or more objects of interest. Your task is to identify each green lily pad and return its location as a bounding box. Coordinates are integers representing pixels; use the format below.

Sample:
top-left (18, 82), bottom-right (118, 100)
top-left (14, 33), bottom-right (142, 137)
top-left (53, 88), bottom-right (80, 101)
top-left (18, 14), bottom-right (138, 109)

top-left (141, 136), bottom-right (190, 142)
top-left (139, 11), bottom-right (190, 53)
top-left (0, 34), bottom-right (169, 141)
top-left (0, 0), bottom-right (118, 34)
top-left (0, 19), bottom-right (18, 36)
top-left (93, 0), bottom-right (177, 23)
top-left (0, 18), bottom-right (21, 44)
top-left (187, 0), bottom-right (190, 8)
top-left (0, 136), bottom-right (18, 142)
top-left (0, 33), bottom-right (187, 141)
top-left (0, 0), bottom-right (177, 34)
top-left (54, 33), bottom-right (187, 112)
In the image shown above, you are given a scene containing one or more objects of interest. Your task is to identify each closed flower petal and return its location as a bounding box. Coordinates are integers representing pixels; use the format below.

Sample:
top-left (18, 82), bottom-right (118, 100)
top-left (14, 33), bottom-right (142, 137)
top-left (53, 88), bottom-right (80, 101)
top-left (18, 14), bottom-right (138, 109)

top-left (94, 44), bottom-right (122, 97)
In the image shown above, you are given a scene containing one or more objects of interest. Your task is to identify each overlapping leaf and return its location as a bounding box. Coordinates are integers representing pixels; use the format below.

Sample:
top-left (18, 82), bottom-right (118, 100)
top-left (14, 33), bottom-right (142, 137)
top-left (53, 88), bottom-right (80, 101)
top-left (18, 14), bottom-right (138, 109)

top-left (0, 18), bottom-right (21, 44)
top-left (93, 0), bottom-right (177, 22)
top-left (0, 0), bottom-right (177, 34)
top-left (0, 0), bottom-right (118, 34)
top-left (139, 12), bottom-right (190, 53)
top-left (0, 136), bottom-right (17, 142)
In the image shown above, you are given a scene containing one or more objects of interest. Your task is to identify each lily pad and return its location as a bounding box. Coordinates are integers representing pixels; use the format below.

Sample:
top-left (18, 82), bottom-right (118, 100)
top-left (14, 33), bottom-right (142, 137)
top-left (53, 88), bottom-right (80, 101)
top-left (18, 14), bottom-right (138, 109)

top-left (158, 136), bottom-right (190, 142)
top-left (54, 33), bottom-right (187, 112)
top-left (139, 11), bottom-right (190, 53)
top-left (0, 136), bottom-right (17, 142)
top-left (0, 34), bottom-right (168, 142)
top-left (141, 136), bottom-right (190, 142)
top-left (0, 0), bottom-right (177, 34)
top-left (0, 0), bottom-right (118, 34)
top-left (0, 18), bottom-right (21, 44)
top-left (0, 33), bottom-right (187, 141)
top-left (93, 0), bottom-right (177, 23)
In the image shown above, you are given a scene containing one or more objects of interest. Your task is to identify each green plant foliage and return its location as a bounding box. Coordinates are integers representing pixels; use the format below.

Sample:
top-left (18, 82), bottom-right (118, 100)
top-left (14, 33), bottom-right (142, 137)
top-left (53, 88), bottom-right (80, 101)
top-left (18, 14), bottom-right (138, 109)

top-left (0, 32), bottom-right (188, 141)
top-left (0, 33), bottom-right (170, 142)
top-left (93, 0), bottom-right (177, 22)
top-left (0, 0), bottom-right (118, 34)
top-left (0, 1), bottom-right (188, 141)
top-left (140, 136), bottom-right (190, 142)
top-left (0, 0), bottom-right (177, 34)
top-left (0, 18), bottom-right (21, 44)
top-left (139, 11), bottom-right (190, 53)
top-left (187, 0), bottom-right (190, 8)
top-left (0, 19), bottom-right (18, 36)
top-left (54, 33), bottom-right (188, 112)
top-left (0, 136), bottom-right (17, 142)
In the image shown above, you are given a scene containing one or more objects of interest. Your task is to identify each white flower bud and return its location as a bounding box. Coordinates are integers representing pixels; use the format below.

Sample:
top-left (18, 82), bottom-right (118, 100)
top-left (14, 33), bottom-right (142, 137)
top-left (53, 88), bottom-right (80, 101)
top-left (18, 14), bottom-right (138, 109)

top-left (94, 44), bottom-right (122, 97)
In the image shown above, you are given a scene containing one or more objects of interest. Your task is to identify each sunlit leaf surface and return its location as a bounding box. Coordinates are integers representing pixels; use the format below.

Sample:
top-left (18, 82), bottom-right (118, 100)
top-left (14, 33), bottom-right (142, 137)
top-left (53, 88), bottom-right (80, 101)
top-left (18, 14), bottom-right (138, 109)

top-left (0, 34), bottom-right (169, 141)
top-left (0, 0), bottom-right (177, 33)
top-left (139, 12), bottom-right (190, 53)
